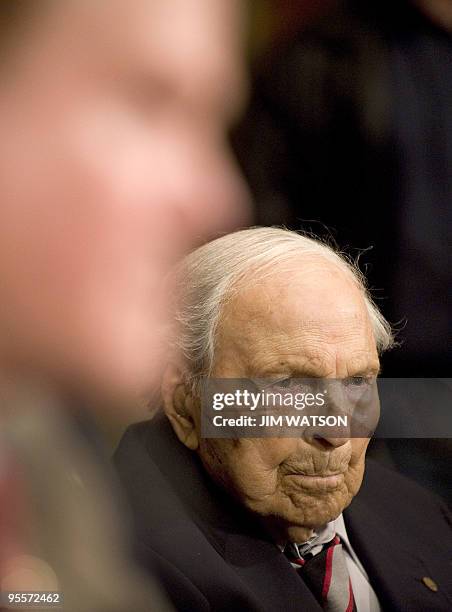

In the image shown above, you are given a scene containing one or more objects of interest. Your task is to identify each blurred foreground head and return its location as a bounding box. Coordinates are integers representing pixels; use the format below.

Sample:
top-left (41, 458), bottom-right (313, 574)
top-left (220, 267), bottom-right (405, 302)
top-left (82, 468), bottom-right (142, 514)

top-left (0, 0), bottom-right (249, 402)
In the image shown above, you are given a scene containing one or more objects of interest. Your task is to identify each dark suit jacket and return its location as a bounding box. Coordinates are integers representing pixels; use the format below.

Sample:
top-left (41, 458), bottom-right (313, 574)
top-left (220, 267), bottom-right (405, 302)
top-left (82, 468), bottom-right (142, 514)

top-left (114, 415), bottom-right (452, 611)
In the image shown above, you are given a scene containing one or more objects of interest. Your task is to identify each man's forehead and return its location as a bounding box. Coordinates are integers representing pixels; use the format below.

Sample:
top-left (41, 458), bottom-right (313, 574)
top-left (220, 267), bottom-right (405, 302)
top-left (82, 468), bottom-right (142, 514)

top-left (214, 264), bottom-right (377, 373)
top-left (83, 0), bottom-right (246, 122)
top-left (224, 264), bottom-right (368, 326)
top-left (40, 0), bottom-right (245, 94)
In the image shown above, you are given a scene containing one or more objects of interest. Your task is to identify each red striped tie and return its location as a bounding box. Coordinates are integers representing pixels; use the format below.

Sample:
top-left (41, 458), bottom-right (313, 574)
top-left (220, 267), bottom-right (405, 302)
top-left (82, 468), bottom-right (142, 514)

top-left (285, 535), bottom-right (357, 611)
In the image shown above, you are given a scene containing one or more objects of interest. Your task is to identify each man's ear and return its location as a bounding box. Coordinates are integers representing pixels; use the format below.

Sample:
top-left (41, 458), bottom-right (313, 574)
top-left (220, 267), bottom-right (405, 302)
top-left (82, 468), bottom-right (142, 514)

top-left (161, 362), bottom-right (199, 451)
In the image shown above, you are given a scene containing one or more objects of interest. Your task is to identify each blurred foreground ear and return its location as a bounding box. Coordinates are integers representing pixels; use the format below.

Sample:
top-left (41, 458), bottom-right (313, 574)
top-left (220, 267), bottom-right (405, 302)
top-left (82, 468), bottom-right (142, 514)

top-left (161, 362), bottom-right (199, 450)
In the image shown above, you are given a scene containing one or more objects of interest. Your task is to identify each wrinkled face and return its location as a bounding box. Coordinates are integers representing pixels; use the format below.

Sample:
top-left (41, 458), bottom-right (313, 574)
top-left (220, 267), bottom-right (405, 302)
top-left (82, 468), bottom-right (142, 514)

top-left (197, 260), bottom-right (380, 543)
top-left (0, 0), bottom-right (248, 399)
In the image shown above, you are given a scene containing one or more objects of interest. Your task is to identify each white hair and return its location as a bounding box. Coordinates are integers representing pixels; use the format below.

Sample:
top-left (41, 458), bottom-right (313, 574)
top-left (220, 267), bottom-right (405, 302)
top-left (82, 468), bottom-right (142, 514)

top-left (170, 227), bottom-right (394, 380)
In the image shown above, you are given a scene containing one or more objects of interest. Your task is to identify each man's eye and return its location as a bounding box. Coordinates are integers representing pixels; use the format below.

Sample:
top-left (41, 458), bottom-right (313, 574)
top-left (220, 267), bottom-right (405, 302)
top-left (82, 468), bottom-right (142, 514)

top-left (277, 378), bottom-right (293, 389)
top-left (267, 378), bottom-right (307, 393)
top-left (260, 377), bottom-right (293, 393)
top-left (344, 376), bottom-right (369, 387)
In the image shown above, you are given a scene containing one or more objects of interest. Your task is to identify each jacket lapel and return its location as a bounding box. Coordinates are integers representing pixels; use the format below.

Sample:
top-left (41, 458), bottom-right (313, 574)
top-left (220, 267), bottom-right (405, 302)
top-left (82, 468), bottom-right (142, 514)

top-left (145, 417), bottom-right (322, 610)
top-left (344, 493), bottom-right (451, 611)
top-left (213, 524), bottom-right (323, 612)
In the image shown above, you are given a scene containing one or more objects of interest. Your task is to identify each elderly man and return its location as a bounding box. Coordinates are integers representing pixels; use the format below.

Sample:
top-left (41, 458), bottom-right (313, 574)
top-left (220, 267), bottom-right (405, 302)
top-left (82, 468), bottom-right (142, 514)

top-left (115, 227), bottom-right (452, 612)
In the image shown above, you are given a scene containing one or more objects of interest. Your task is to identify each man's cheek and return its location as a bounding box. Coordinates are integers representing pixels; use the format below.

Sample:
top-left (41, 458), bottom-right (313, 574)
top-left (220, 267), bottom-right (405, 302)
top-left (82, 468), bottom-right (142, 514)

top-left (345, 462), bottom-right (366, 497)
top-left (235, 467), bottom-right (280, 502)
top-left (255, 440), bottom-right (293, 468)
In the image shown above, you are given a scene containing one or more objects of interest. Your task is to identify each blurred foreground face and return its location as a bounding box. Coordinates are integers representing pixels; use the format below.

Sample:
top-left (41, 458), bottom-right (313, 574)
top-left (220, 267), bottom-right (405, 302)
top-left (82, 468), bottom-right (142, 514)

top-left (196, 262), bottom-right (380, 543)
top-left (0, 0), bottom-right (248, 399)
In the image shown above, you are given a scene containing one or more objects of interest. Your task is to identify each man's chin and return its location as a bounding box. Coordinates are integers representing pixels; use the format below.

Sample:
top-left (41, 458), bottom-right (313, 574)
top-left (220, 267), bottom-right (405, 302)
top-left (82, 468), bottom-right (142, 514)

top-left (285, 524), bottom-right (319, 544)
top-left (258, 498), bottom-right (347, 546)
top-left (283, 507), bottom-right (342, 543)
top-left (282, 491), bottom-right (356, 542)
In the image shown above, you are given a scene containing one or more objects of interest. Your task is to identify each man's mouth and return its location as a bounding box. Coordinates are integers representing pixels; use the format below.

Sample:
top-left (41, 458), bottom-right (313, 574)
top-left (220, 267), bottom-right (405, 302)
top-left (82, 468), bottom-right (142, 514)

top-left (287, 471), bottom-right (346, 490)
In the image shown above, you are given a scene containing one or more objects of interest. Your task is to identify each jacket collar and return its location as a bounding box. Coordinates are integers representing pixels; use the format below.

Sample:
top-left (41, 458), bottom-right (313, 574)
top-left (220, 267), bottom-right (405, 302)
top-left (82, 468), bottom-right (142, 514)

top-left (344, 465), bottom-right (451, 611)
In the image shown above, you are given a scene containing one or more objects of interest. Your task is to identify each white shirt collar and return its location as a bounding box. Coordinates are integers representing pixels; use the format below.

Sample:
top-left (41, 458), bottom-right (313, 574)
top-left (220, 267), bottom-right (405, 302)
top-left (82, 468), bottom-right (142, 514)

top-left (278, 513), bottom-right (353, 559)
